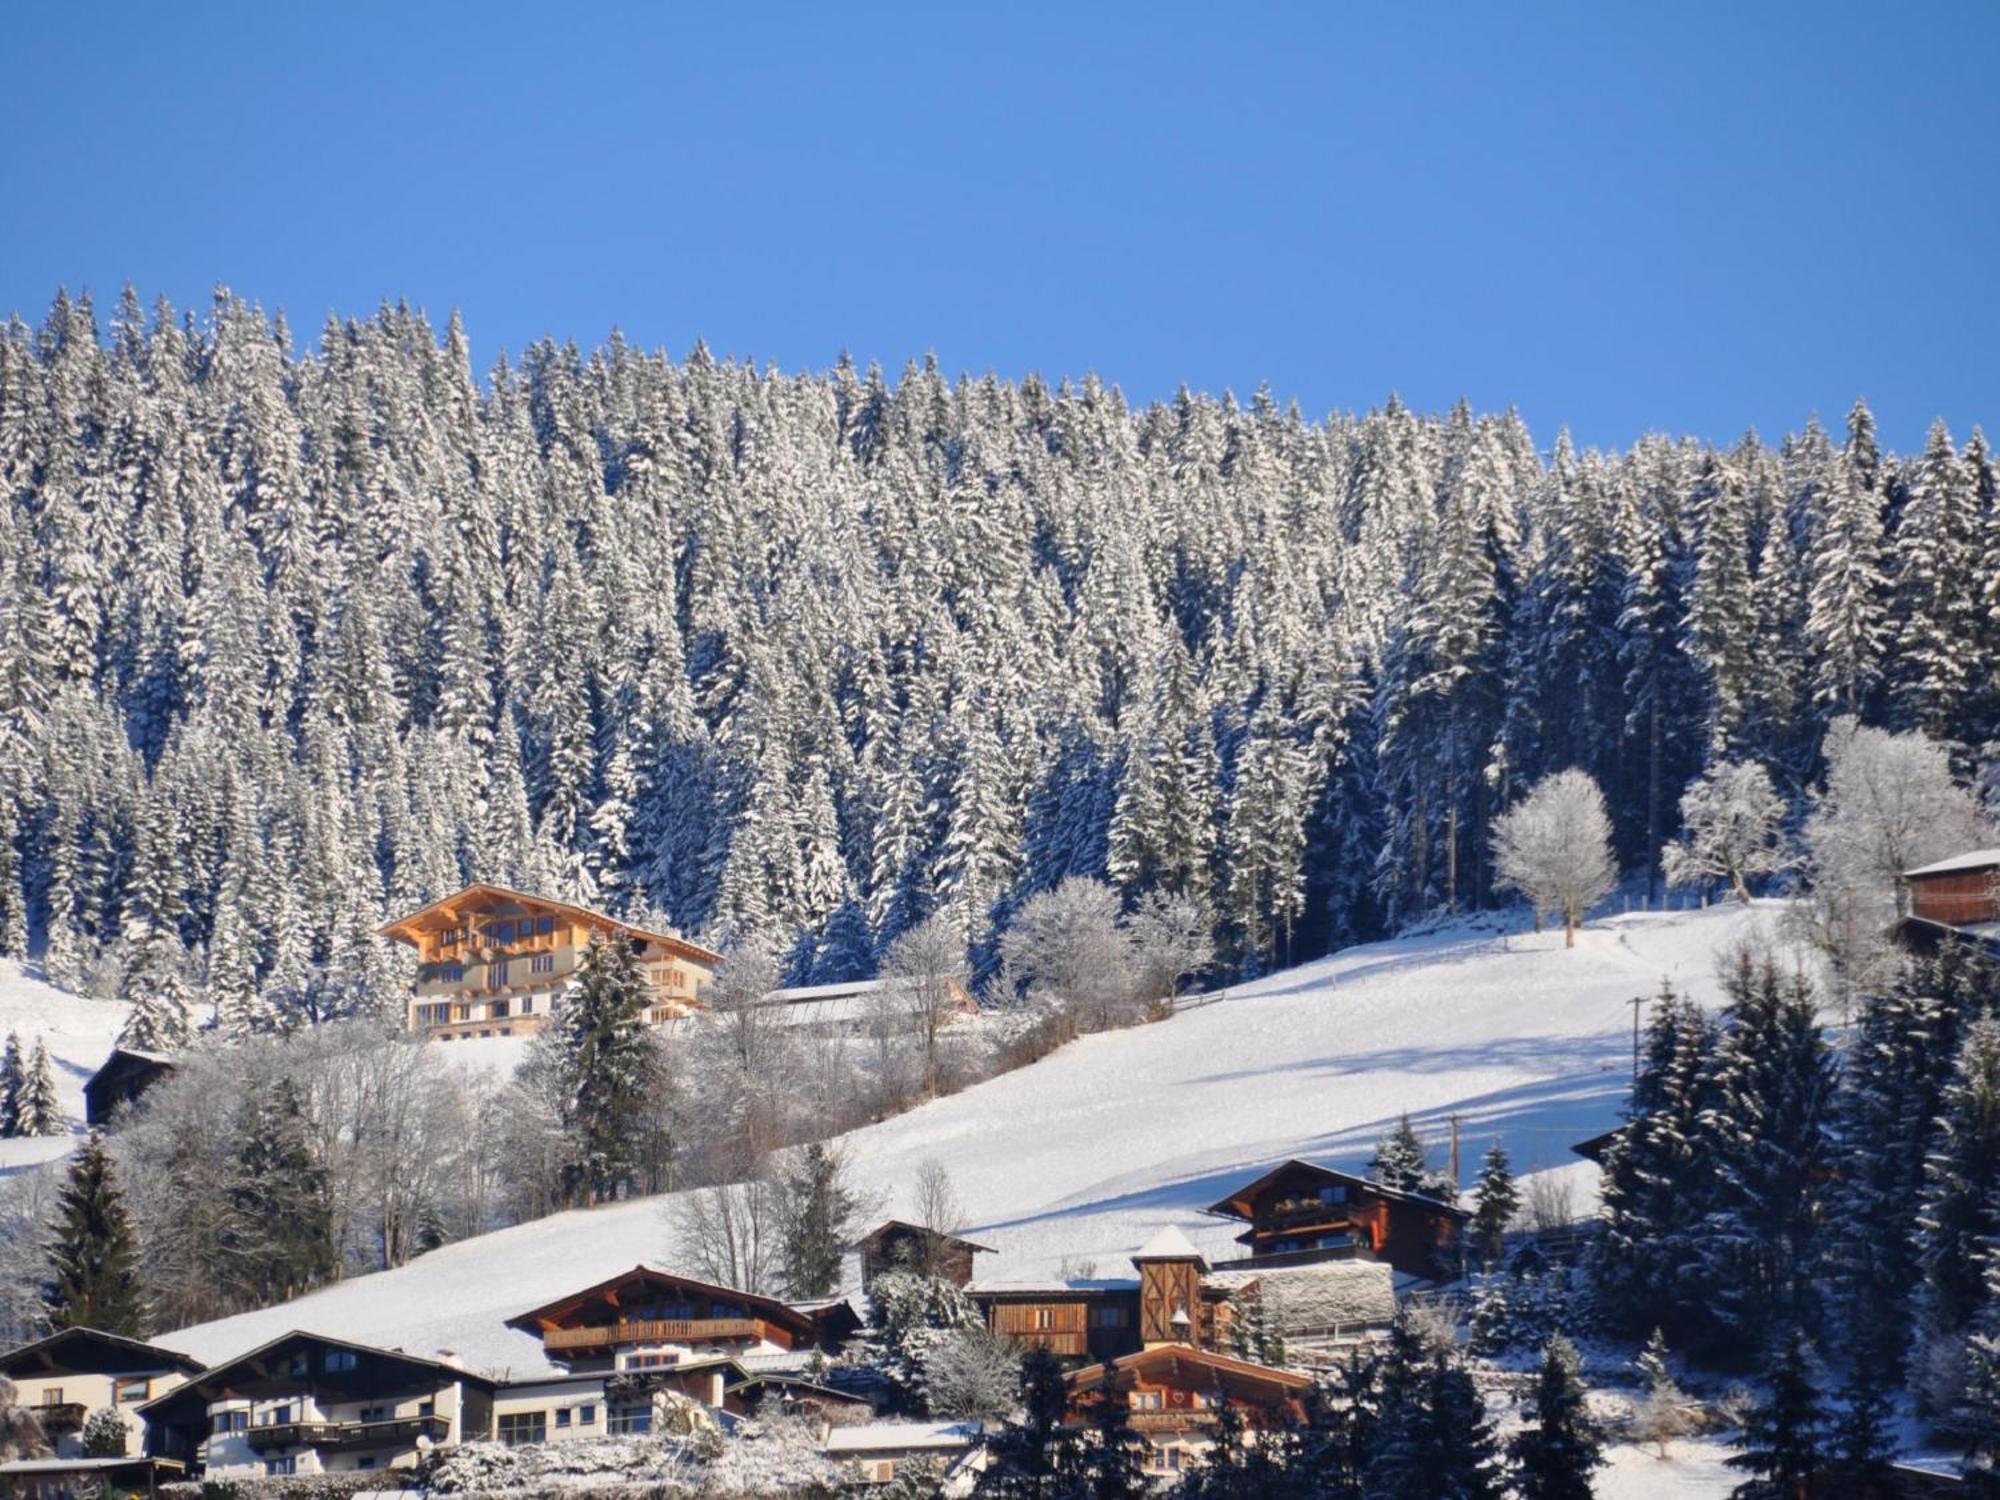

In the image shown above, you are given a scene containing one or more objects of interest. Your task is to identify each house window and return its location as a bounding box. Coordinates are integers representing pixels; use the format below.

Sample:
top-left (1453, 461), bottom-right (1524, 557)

top-left (577, 1405), bottom-right (596, 1426)
top-left (521, 996), bottom-right (534, 1014)
top-left (325, 1349), bottom-right (357, 1372)
top-left (1032, 1308), bottom-right (1055, 1331)
top-left (286, 1353), bottom-right (308, 1377)
top-left (496, 921), bottom-right (515, 944)
top-left (212, 1409), bottom-right (248, 1436)
top-left (1129, 1391), bottom-right (1163, 1411)
top-left (418, 1400), bottom-right (435, 1417)
top-left (607, 1406), bottom-right (652, 1437)
top-left (531, 953), bottom-right (554, 975)
top-left (493, 960), bottom-right (510, 986)
top-left (454, 1004), bottom-right (471, 1021)
top-left (498, 1412), bottom-right (547, 1447)
top-left (357, 1456), bottom-right (377, 1471)
top-left (492, 999), bottom-right (510, 1018)
top-left (440, 964), bottom-right (464, 983)
top-left (537, 916), bottom-right (554, 935)
top-left (265, 1458), bottom-right (296, 1477)
top-left (40, 1389), bottom-right (63, 1408)
top-left (261, 1404), bottom-right (295, 1426)
top-left (359, 1406), bottom-right (387, 1423)
top-left (1319, 1185), bottom-right (1347, 1205)
top-left (114, 1377), bottom-right (149, 1404)
top-left (555, 1408), bottom-right (571, 1429)
top-left (1092, 1306), bottom-right (1130, 1329)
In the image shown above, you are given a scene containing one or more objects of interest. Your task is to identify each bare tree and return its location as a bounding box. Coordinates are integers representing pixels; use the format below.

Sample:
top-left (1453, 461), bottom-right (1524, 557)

top-left (667, 1174), bottom-right (784, 1295)
top-left (998, 877), bottom-right (1136, 1033)
top-left (910, 1159), bottom-right (967, 1279)
top-left (880, 912), bottom-right (971, 1099)
top-left (1126, 889), bottom-right (1214, 1010)
top-left (1492, 769), bottom-right (1619, 948)
top-left (0, 1377), bottom-right (49, 1462)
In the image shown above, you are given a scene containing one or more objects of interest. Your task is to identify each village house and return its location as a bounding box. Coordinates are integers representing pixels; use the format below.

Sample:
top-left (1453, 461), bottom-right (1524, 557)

top-left (81, 1049), bottom-right (176, 1128)
top-left (860, 1221), bottom-right (994, 1290)
top-left (1064, 1343), bottom-right (1313, 1482)
top-left (968, 1228), bottom-right (1233, 1363)
top-left (822, 1420), bottom-right (983, 1487)
top-left (138, 1332), bottom-right (493, 1480)
top-left (1899, 848), bottom-right (2000, 958)
top-left (380, 884), bottom-right (721, 1040)
top-left (0, 1327), bottom-right (205, 1461)
top-left (1204, 1159), bottom-right (1470, 1281)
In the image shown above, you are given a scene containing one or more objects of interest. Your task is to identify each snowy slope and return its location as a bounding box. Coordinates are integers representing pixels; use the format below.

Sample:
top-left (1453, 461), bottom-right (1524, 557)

top-left (0, 959), bottom-right (130, 1173)
top-left (159, 903), bottom-right (1775, 1380)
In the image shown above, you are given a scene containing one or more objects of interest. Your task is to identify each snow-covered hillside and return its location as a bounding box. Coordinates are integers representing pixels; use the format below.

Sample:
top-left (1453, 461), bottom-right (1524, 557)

top-left (0, 959), bottom-right (129, 1173)
top-left (160, 903), bottom-right (1774, 1379)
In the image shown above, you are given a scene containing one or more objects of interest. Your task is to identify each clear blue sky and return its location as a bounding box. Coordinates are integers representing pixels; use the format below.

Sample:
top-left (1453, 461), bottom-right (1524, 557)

top-left (3, 2), bottom-right (1994, 453)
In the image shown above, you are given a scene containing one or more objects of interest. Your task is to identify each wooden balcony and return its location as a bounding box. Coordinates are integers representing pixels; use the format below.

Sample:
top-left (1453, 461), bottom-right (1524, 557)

top-left (34, 1402), bottom-right (86, 1433)
top-left (542, 1317), bottom-right (772, 1352)
top-left (1127, 1410), bottom-right (1218, 1433)
top-left (245, 1415), bottom-right (447, 1453)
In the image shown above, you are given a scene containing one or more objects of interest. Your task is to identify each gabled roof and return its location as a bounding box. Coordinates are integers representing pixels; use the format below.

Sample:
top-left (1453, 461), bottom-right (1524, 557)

top-left (1133, 1226), bottom-right (1207, 1265)
top-left (1204, 1159), bottom-right (1470, 1224)
top-left (503, 1264), bottom-right (820, 1340)
top-left (861, 1220), bottom-right (995, 1254)
top-left (1065, 1344), bottom-right (1311, 1414)
top-left (378, 883), bottom-right (721, 965)
top-left (823, 1421), bottom-right (981, 1455)
top-left (137, 1330), bottom-right (493, 1418)
top-left (0, 1326), bottom-right (206, 1379)
top-left (1905, 848), bottom-right (2000, 878)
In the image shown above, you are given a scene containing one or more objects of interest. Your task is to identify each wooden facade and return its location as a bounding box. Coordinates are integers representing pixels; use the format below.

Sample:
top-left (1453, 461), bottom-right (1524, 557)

top-left (1206, 1160), bottom-right (1469, 1281)
top-left (859, 1221), bottom-right (993, 1289)
top-left (379, 884), bottom-right (721, 1041)
top-left (1064, 1345), bottom-right (1311, 1480)
top-left (970, 1230), bottom-right (1231, 1363)
top-left (1906, 852), bottom-right (2000, 928)
top-left (505, 1266), bottom-right (837, 1371)
top-left (83, 1049), bottom-right (176, 1127)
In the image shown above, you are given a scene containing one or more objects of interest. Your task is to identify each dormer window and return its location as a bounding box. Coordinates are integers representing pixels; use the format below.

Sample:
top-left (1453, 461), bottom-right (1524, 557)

top-left (1318, 1185), bottom-right (1347, 1205)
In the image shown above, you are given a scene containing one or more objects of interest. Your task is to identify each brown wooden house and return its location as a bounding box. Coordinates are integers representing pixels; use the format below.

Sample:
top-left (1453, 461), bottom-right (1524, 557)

top-left (380, 885), bottom-right (721, 1040)
top-left (504, 1265), bottom-right (845, 1372)
top-left (1205, 1159), bottom-right (1468, 1280)
top-left (1905, 849), bottom-right (2000, 928)
top-left (969, 1229), bottom-right (1233, 1362)
top-left (83, 1048), bottom-right (176, 1127)
top-left (1064, 1344), bottom-right (1312, 1481)
top-left (859, 1221), bottom-right (994, 1289)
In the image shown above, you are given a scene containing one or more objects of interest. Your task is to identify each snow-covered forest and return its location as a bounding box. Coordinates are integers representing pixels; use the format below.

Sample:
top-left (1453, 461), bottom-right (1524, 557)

top-left (1, 288), bottom-right (1996, 1024)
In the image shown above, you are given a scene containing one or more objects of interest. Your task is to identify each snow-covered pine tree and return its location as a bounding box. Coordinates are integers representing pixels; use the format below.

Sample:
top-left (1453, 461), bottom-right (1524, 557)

top-left (1470, 1139), bottom-right (1519, 1265)
top-left (551, 930), bottom-right (658, 1206)
top-left (15, 1041), bottom-right (62, 1137)
top-left (0, 1032), bottom-right (21, 1137)
top-left (43, 1132), bottom-right (146, 1336)
top-left (1916, 1017), bottom-right (2000, 1375)
top-left (1725, 1328), bottom-right (1826, 1500)
top-left (1507, 1334), bottom-right (1604, 1500)
top-left (1368, 1113), bottom-right (1456, 1200)
top-left (221, 1076), bottom-right (336, 1306)
top-left (1891, 419), bottom-right (1982, 735)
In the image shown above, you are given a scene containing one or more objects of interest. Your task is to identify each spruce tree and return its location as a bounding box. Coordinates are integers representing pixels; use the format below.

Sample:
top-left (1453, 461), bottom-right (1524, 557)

top-left (1470, 1138), bottom-right (1519, 1265)
top-left (44, 1132), bottom-right (146, 1336)
top-left (222, 1076), bottom-right (336, 1305)
top-left (552, 930), bottom-right (657, 1205)
top-left (15, 1040), bottom-right (63, 1137)
top-left (1365, 1314), bottom-right (1504, 1499)
top-left (973, 1345), bottom-right (1072, 1499)
top-left (1508, 1335), bottom-right (1604, 1500)
top-left (1368, 1113), bottom-right (1456, 1201)
top-left (1918, 1018), bottom-right (2000, 1353)
top-left (1725, 1328), bottom-right (1825, 1500)
top-left (0, 1031), bottom-right (22, 1137)
top-left (781, 1142), bottom-right (857, 1300)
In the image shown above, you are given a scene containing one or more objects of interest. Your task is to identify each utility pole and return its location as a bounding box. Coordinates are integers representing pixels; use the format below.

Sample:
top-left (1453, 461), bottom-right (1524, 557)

top-left (1449, 1113), bottom-right (1462, 1186)
top-left (1629, 991), bottom-right (1648, 1078)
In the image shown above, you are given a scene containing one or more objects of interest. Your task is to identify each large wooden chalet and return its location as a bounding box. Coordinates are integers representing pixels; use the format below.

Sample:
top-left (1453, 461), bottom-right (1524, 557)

top-left (503, 1265), bottom-right (853, 1373)
top-left (380, 884), bottom-right (721, 1040)
top-left (1204, 1159), bottom-right (1468, 1281)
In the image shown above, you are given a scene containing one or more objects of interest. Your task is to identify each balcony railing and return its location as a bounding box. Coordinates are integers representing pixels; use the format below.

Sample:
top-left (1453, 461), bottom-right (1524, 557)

top-left (543, 1317), bottom-right (771, 1352)
top-left (35, 1403), bottom-right (86, 1433)
top-left (245, 1415), bottom-right (448, 1453)
top-left (1126, 1410), bottom-right (1219, 1433)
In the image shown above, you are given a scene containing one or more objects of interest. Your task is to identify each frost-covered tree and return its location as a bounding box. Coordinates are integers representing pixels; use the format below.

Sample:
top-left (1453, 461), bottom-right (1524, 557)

top-left (1726, 1329), bottom-right (1826, 1500)
top-left (1470, 1139), bottom-right (1519, 1265)
top-left (1491, 769), bottom-right (1618, 946)
top-left (1368, 1113), bottom-right (1458, 1203)
top-left (1662, 760), bottom-right (1790, 903)
top-left (14, 1042), bottom-right (61, 1138)
top-left (0, 1033), bottom-right (22, 1137)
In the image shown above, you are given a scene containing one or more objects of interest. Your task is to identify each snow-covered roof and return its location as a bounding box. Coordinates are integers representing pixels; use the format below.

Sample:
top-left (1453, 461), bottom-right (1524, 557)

top-left (1904, 848), bottom-right (2000, 878)
top-left (966, 1277), bottom-right (1139, 1296)
top-left (0, 1458), bottom-right (181, 1475)
top-left (824, 1421), bottom-right (980, 1455)
top-left (1134, 1226), bottom-right (1205, 1263)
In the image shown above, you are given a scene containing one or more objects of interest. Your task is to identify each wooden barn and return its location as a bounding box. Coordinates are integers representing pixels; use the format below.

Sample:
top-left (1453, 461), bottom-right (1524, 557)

top-left (380, 884), bottom-right (721, 1040)
top-left (859, 1220), bottom-right (993, 1289)
top-left (83, 1048), bottom-right (177, 1127)
top-left (1205, 1159), bottom-right (1469, 1281)
top-left (1905, 848), bottom-right (2000, 927)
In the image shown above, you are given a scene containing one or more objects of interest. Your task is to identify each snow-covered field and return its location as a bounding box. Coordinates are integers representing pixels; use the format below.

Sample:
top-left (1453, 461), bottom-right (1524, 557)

top-left (0, 959), bottom-right (129, 1173)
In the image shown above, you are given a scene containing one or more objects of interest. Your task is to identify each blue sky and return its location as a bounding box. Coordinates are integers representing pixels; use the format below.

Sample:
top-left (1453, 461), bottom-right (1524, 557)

top-left (2, 2), bottom-right (1994, 452)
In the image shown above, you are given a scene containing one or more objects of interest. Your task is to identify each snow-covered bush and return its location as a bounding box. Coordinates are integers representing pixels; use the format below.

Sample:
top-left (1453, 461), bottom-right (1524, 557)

top-left (80, 1405), bottom-right (128, 1456)
top-left (919, 1325), bottom-right (1021, 1420)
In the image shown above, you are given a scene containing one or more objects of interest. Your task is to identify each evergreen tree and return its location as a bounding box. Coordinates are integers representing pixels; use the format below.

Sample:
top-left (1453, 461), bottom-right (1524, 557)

top-left (1365, 1313), bottom-right (1504, 1499)
top-left (0, 1031), bottom-right (22, 1137)
top-left (1367, 1113), bottom-right (1456, 1201)
top-left (550, 930), bottom-right (658, 1205)
top-left (1470, 1139), bottom-right (1519, 1265)
top-left (1725, 1329), bottom-right (1825, 1500)
top-left (221, 1076), bottom-right (337, 1305)
top-left (1508, 1335), bottom-right (1604, 1500)
top-left (79, 1406), bottom-right (127, 1458)
top-left (1918, 1018), bottom-right (2000, 1353)
top-left (781, 1142), bottom-right (858, 1300)
top-left (973, 1345), bottom-right (1073, 1500)
top-left (44, 1132), bottom-right (146, 1336)
top-left (14, 1040), bottom-right (62, 1137)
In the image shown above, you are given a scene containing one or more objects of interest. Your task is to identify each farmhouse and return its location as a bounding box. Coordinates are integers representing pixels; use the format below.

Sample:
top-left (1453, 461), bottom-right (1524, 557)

top-left (380, 884), bottom-right (721, 1040)
top-left (859, 1220), bottom-right (994, 1289)
top-left (138, 1332), bottom-right (493, 1480)
top-left (969, 1228), bottom-right (1233, 1362)
top-left (0, 1327), bottom-right (205, 1461)
top-left (1205, 1159), bottom-right (1469, 1281)
top-left (82, 1048), bottom-right (176, 1128)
